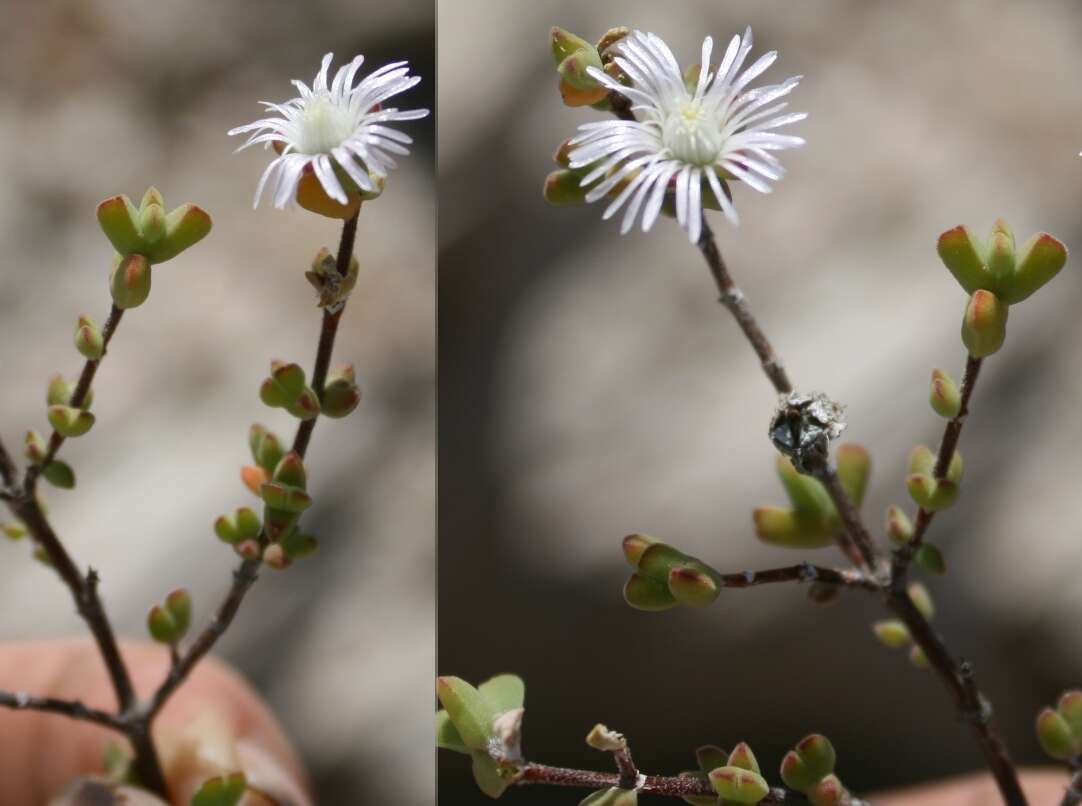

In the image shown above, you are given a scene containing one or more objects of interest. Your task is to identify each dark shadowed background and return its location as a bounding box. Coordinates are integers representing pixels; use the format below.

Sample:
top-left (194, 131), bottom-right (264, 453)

top-left (0, 1), bottom-right (433, 803)
top-left (439, 0), bottom-right (1082, 802)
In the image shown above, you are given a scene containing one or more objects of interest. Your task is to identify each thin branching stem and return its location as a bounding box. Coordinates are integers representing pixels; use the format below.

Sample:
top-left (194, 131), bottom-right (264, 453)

top-left (892, 355), bottom-right (983, 577)
top-left (713, 561), bottom-right (877, 591)
top-left (27, 304), bottom-right (125, 487)
top-left (695, 222), bottom-right (1025, 806)
top-left (0, 689), bottom-right (127, 732)
top-left (0, 299), bottom-right (167, 793)
top-left (697, 218), bottom-right (793, 395)
top-left (145, 210), bottom-right (361, 729)
top-left (519, 762), bottom-right (864, 804)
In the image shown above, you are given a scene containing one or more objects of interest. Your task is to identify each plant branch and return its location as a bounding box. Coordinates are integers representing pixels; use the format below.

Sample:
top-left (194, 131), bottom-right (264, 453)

top-left (892, 355), bottom-right (983, 577)
top-left (145, 557), bottom-right (260, 720)
top-left (292, 211), bottom-right (359, 459)
top-left (697, 218), bottom-right (793, 395)
top-left (26, 304), bottom-right (125, 487)
top-left (696, 226), bottom-right (1025, 805)
top-left (146, 210), bottom-right (360, 726)
top-left (517, 762), bottom-right (847, 804)
top-left (713, 561), bottom-right (878, 592)
top-left (0, 689), bottom-right (127, 732)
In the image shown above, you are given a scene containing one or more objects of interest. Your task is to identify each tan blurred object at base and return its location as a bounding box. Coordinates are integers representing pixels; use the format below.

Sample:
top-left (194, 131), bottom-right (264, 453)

top-left (874, 768), bottom-right (1070, 805)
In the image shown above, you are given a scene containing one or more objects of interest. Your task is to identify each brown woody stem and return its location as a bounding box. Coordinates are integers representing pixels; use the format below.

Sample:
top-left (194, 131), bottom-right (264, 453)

top-left (144, 210), bottom-right (360, 738)
top-left (518, 762), bottom-right (838, 803)
top-left (696, 225), bottom-right (1024, 805)
top-left (697, 218), bottom-right (793, 395)
top-left (0, 689), bottom-right (126, 731)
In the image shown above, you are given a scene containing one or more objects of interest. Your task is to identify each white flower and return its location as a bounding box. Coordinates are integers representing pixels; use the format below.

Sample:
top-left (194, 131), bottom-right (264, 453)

top-left (568, 28), bottom-right (805, 243)
top-left (228, 53), bottom-right (429, 209)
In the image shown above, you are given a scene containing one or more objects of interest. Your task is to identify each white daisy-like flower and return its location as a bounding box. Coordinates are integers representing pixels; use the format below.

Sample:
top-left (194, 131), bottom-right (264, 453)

top-left (228, 53), bottom-right (429, 209)
top-left (568, 28), bottom-right (805, 244)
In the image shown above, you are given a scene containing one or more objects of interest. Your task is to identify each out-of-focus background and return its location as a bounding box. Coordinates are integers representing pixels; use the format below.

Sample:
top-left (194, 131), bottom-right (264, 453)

top-left (439, 0), bottom-right (1082, 802)
top-left (0, 1), bottom-right (433, 803)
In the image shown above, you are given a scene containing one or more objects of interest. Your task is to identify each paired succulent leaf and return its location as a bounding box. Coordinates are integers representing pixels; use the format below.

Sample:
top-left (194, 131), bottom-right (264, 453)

top-left (260, 361), bottom-right (320, 420)
top-left (1036, 690), bottom-right (1082, 760)
top-left (906, 444), bottom-right (962, 512)
top-left (437, 674), bottom-right (527, 798)
top-left (146, 589), bottom-right (192, 645)
top-left (779, 735), bottom-right (847, 804)
top-left (938, 222), bottom-right (1067, 358)
top-left (97, 189), bottom-right (212, 265)
top-left (322, 364), bottom-right (361, 418)
top-left (214, 507), bottom-right (262, 545)
top-left (754, 444), bottom-right (870, 549)
top-left (621, 536), bottom-right (720, 611)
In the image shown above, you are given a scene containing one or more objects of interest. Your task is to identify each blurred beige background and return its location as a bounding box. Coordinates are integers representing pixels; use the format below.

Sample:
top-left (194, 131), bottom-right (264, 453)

top-left (0, 1), bottom-right (433, 803)
top-left (439, 0), bottom-right (1082, 802)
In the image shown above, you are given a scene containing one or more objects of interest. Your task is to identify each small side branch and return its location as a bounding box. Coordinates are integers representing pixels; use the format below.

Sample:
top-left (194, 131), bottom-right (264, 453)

top-left (146, 557), bottom-right (260, 719)
top-left (26, 304), bottom-right (125, 487)
top-left (893, 355), bottom-right (983, 576)
top-left (697, 218), bottom-right (793, 395)
top-left (0, 689), bottom-right (126, 732)
top-left (7, 499), bottom-right (135, 713)
top-left (716, 562), bottom-right (877, 592)
top-left (292, 211), bottom-right (359, 459)
top-left (518, 762), bottom-right (846, 804)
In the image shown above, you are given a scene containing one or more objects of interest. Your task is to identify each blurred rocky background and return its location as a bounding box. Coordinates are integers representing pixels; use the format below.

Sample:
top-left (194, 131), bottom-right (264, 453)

top-left (0, 1), bottom-right (433, 803)
top-left (439, 0), bottom-right (1082, 802)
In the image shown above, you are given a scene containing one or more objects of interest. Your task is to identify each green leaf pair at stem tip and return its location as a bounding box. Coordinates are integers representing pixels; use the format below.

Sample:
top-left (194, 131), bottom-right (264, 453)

top-left (937, 221), bottom-right (1068, 358)
top-left (98, 188), bottom-right (212, 310)
top-left (146, 589), bottom-right (191, 645)
top-left (621, 535), bottom-right (719, 611)
top-left (1036, 690), bottom-right (1082, 760)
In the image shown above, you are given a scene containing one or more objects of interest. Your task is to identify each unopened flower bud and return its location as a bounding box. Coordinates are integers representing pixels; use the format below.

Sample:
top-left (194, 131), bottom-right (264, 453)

top-left (263, 543), bottom-right (291, 569)
top-left (908, 645), bottom-right (930, 669)
top-left (543, 170), bottom-right (591, 205)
